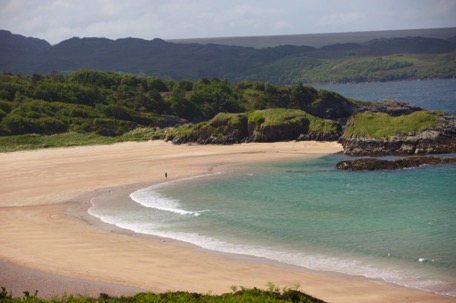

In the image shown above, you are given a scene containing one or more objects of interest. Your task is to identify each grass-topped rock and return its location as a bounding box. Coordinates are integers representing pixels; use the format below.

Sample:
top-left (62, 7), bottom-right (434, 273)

top-left (165, 108), bottom-right (340, 144)
top-left (340, 110), bottom-right (456, 156)
top-left (248, 108), bottom-right (340, 142)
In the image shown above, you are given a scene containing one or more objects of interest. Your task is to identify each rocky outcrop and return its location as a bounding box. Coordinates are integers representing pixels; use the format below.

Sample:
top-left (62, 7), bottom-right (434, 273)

top-left (356, 100), bottom-right (423, 116)
top-left (340, 112), bottom-right (456, 156)
top-left (336, 156), bottom-right (456, 171)
top-left (248, 116), bottom-right (312, 142)
top-left (166, 109), bottom-right (341, 144)
top-left (339, 130), bottom-right (456, 156)
top-left (296, 131), bottom-right (341, 141)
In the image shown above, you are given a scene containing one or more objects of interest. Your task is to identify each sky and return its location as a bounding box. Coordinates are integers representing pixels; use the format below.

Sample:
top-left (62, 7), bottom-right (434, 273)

top-left (1, 0), bottom-right (456, 45)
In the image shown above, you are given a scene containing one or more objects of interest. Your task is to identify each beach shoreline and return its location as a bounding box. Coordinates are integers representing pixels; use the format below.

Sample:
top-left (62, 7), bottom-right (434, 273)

top-left (1, 141), bottom-right (455, 302)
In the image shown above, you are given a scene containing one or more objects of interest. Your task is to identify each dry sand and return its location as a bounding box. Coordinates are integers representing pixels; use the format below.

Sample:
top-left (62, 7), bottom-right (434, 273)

top-left (0, 141), bottom-right (455, 302)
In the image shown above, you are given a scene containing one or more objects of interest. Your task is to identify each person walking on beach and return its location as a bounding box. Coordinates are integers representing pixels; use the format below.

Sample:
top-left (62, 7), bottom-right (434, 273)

top-left (165, 172), bottom-right (168, 180)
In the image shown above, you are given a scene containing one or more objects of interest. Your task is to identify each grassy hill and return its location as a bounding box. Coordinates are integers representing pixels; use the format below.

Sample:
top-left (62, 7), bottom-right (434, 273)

top-left (0, 71), bottom-right (356, 151)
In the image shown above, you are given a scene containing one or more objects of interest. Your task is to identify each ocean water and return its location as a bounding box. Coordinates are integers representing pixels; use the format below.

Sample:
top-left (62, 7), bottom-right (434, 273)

top-left (89, 79), bottom-right (456, 296)
top-left (315, 78), bottom-right (456, 115)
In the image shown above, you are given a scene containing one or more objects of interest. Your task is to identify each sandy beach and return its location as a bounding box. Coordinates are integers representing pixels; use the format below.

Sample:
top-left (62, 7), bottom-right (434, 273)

top-left (1, 140), bottom-right (455, 302)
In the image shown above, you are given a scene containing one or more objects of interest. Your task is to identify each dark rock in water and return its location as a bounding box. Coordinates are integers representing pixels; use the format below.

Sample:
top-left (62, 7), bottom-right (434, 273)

top-left (395, 155), bottom-right (456, 168)
top-left (336, 158), bottom-right (399, 170)
top-left (336, 156), bottom-right (456, 171)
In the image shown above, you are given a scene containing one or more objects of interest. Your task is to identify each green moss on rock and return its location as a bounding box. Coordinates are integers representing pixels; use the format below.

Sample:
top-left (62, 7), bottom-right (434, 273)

top-left (343, 110), bottom-right (441, 139)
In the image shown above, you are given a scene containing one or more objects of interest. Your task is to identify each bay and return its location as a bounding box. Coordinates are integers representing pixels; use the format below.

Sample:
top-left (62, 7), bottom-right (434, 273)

top-left (89, 79), bottom-right (456, 296)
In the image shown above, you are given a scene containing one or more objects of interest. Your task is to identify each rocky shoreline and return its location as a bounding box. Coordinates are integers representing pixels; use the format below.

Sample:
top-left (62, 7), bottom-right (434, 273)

top-left (165, 100), bottom-right (456, 159)
top-left (339, 113), bottom-right (456, 156)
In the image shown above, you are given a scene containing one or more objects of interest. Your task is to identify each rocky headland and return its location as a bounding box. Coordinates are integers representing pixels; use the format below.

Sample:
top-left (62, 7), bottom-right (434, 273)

top-left (165, 100), bottom-right (456, 159)
top-left (164, 109), bottom-right (342, 145)
top-left (339, 110), bottom-right (456, 156)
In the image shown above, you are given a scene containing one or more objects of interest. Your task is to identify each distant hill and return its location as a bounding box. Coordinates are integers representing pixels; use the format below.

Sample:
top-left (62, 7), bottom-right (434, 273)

top-left (0, 30), bottom-right (51, 54)
top-left (1, 28), bottom-right (455, 84)
top-left (0, 30), bottom-right (51, 72)
top-left (168, 27), bottom-right (456, 48)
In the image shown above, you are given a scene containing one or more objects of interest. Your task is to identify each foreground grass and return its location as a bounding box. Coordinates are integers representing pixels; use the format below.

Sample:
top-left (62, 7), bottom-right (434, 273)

top-left (0, 133), bottom-right (121, 153)
top-left (0, 127), bottom-right (176, 153)
top-left (0, 286), bottom-right (326, 303)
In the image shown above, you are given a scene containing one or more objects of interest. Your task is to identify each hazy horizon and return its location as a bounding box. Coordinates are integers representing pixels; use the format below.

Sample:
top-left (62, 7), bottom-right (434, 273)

top-left (4, 26), bottom-right (456, 49)
top-left (1, 0), bottom-right (455, 45)
top-left (167, 27), bottom-right (456, 48)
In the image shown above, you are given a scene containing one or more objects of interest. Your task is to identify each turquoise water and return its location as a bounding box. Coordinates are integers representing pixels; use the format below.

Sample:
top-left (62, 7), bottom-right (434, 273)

top-left (89, 79), bottom-right (456, 296)
top-left (90, 155), bottom-right (456, 296)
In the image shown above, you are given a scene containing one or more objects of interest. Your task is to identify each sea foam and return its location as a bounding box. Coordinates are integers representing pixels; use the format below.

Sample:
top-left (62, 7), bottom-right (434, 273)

top-left (129, 173), bottom-right (220, 216)
top-left (130, 187), bottom-right (198, 216)
top-left (88, 200), bottom-right (456, 298)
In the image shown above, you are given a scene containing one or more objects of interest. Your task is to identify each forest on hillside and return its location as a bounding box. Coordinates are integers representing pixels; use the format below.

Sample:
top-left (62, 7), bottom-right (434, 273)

top-left (1, 29), bottom-right (455, 84)
top-left (0, 70), bottom-right (355, 137)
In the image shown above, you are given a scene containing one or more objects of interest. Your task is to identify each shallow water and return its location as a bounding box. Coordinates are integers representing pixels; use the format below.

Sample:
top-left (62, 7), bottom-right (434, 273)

top-left (90, 155), bottom-right (456, 296)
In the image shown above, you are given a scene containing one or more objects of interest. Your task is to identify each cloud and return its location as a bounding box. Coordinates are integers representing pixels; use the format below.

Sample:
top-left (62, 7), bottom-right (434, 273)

top-left (0, 0), bottom-right (455, 44)
top-left (215, 3), bottom-right (290, 36)
top-left (318, 11), bottom-right (366, 28)
top-left (224, 3), bottom-right (282, 19)
top-left (52, 0), bottom-right (70, 8)
top-left (0, 0), bottom-right (295, 42)
top-left (434, 0), bottom-right (456, 13)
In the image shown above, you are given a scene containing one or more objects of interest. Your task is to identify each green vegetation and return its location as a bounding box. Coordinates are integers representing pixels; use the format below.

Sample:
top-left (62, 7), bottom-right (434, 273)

top-left (0, 132), bottom-right (120, 152)
top-left (0, 286), bottom-right (326, 303)
top-left (164, 108), bottom-right (339, 143)
top-left (246, 108), bottom-right (339, 141)
top-left (0, 71), bottom-right (361, 150)
top-left (343, 110), bottom-right (441, 138)
top-left (248, 52), bottom-right (456, 83)
top-left (247, 108), bottom-right (338, 133)
top-left (1, 70), bottom-right (450, 151)
top-left (120, 127), bottom-right (166, 142)
top-left (248, 108), bottom-right (305, 126)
